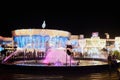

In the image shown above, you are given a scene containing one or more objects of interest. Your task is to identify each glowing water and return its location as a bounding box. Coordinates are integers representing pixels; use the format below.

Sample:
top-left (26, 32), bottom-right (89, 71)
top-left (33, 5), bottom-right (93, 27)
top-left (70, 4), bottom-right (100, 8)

top-left (43, 47), bottom-right (74, 65)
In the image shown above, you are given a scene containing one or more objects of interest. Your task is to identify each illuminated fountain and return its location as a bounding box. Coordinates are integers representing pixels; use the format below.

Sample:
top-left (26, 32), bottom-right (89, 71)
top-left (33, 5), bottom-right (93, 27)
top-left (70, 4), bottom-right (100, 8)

top-left (0, 23), bottom-right (110, 68)
top-left (2, 23), bottom-right (73, 66)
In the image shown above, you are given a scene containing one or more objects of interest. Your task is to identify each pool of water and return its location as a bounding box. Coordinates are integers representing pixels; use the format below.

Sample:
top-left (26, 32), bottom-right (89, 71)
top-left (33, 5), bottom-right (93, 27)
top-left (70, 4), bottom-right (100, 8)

top-left (11, 59), bottom-right (108, 67)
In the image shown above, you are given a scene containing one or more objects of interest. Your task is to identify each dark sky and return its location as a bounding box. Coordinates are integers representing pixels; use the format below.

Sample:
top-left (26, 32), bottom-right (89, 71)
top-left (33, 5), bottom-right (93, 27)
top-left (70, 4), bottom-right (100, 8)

top-left (0, 11), bottom-right (120, 39)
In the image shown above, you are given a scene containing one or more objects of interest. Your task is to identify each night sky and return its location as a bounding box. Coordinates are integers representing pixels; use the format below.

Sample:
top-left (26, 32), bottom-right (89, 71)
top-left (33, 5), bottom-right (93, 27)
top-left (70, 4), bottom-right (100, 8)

top-left (0, 11), bottom-right (120, 39)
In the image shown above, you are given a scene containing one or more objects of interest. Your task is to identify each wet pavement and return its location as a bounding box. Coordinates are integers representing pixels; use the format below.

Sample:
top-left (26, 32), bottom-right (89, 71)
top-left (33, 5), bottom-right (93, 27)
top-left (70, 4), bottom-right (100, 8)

top-left (0, 70), bottom-right (119, 80)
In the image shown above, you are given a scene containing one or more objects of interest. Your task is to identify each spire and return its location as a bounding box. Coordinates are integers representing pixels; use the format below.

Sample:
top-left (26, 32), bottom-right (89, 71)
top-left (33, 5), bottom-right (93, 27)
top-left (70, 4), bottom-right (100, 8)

top-left (42, 20), bottom-right (46, 29)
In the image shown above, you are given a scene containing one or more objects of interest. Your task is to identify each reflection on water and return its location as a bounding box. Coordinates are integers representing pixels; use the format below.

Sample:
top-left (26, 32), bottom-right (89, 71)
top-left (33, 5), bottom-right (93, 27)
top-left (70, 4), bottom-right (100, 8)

top-left (0, 70), bottom-right (119, 80)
